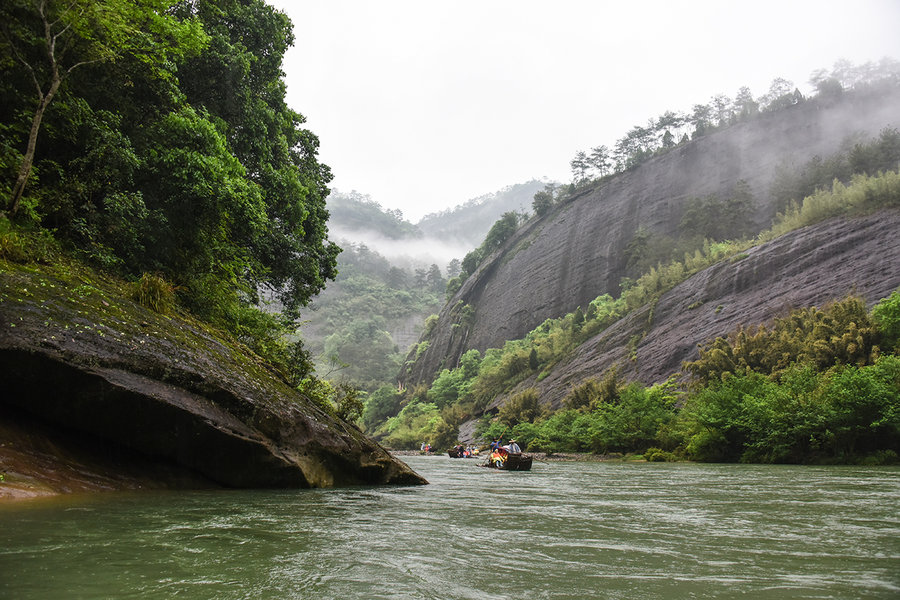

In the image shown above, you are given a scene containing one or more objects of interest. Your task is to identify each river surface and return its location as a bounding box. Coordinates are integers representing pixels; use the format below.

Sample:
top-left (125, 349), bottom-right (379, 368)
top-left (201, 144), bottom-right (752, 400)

top-left (1, 457), bottom-right (898, 599)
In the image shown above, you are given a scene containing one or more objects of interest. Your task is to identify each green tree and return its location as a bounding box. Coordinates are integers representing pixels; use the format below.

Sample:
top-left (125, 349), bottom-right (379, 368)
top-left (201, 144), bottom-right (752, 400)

top-left (710, 93), bottom-right (732, 127)
top-left (139, 106), bottom-right (266, 312)
top-left (174, 0), bottom-right (339, 316)
top-left (482, 211), bottom-right (520, 254)
top-left (661, 130), bottom-right (675, 149)
top-left (2, 0), bottom-right (205, 215)
top-left (760, 77), bottom-right (798, 111)
top-left (446, 258), bottom-right (461, 278)
top-left (573, 306), bottom-right (585, 330)
top-left (872, 289), bottom-right (900, 352)
top-left (570, 150), bottom-right (589, 182)
top-left (734, 86), bottom-right (758, 120)
top-left (587, 383), bottom-right (676, 454)
top-left (528, 347), bottom-right (539, 370)
top-left (614, 125), bottom-right (655, 170)
top-left (498, 388), bottom-right (542, 427)
top-left (689, 103), bottom-right (712, 138)
top-left (532, 189), bottom-right (554, 216)
top-left (849, 127), bottom-right (900, 176)
top-left (589, 145), bottom-right (611, 178)
top-left (426, 263), bottom-right (445, 293)
top-left (429, 368), bottom-right (464, 409)
top-left (333, 382), bottom-right (364, 423)
top-left (460, 248), bottom-right (483, 277)
top-left (363, 385), bottom-right (404, 431)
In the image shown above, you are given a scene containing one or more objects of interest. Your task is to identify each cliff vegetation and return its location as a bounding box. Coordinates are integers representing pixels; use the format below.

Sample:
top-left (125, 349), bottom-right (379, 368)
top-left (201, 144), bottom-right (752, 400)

top-left (370, 63), bottom-right (900, 460)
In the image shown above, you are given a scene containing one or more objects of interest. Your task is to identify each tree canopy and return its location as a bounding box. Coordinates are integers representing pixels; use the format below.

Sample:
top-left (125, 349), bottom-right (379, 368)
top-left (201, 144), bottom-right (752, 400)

top-left (0, 0), bottom-right (338, 342)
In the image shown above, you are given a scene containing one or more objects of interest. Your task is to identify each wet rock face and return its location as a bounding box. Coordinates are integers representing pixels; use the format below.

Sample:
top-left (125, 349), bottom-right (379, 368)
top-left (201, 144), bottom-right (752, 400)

top-left (0, 266), bottom-right (426, 493)
top-left (406, 89), bottom-right (900, 385)
top-left (528, 211), bottom-right (900, 409)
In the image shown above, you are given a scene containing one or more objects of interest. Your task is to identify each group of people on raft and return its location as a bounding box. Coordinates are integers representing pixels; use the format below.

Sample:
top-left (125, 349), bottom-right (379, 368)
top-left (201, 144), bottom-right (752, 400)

top-left (428, 438), bottom-right (523, 461)
top-left (489, 438), bottom-right (520, 460)
top-left (444, 438), bottom-right (522, 457)
top-left (449, 444), bottom-right (479, 458)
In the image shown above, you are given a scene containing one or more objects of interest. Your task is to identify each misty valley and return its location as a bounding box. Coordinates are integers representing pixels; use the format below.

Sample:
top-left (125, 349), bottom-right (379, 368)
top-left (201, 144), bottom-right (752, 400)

top-left (305, 70), bottom-right (900, 467)
top-left (1, 0), bottom-right (899, 598)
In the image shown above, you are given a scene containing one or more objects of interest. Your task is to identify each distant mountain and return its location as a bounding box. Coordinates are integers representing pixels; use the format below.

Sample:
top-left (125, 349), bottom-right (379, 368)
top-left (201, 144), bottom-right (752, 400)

top-left (302, 193), bottom-right (447, 388)
top-left (416, 180), bottom-right (547, 248)
top-left (327, 182), bottom-right (550, 270)
top-left (313, 182), bottom-right (556, 389)
top-left (327, 190), bottom-right (423, 240)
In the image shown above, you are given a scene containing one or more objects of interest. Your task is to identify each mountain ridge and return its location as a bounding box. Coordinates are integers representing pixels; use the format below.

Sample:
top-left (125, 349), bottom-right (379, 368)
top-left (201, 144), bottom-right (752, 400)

top-left (404, 86), bottom-right (900, 387)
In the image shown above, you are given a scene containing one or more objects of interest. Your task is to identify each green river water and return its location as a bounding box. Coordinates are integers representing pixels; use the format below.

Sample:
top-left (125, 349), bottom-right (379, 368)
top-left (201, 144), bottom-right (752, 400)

top-left (1, 456), bottom-right (898, 599)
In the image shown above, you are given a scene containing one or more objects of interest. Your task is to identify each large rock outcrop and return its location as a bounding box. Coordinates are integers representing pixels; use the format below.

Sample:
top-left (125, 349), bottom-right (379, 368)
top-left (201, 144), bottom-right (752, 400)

top-left (0, 261), bottom-right (425, 498)
top-left (405, 87), bottom-right (900, 385)
top-left (484, 211), bottom-right (900, 412)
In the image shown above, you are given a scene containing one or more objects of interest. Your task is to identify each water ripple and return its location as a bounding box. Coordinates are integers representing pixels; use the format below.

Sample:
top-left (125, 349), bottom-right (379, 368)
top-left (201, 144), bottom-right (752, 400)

top-left (1, 460), bottom-right (898, 599)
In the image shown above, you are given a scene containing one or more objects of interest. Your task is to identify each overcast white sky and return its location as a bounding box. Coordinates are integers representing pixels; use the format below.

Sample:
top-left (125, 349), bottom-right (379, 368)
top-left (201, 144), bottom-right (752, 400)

top-left (267, 0), bottom-right (900, 223)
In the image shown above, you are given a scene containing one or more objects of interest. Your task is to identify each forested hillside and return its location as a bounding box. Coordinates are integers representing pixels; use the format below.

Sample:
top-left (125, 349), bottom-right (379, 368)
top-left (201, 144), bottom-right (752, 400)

top-left (299, 191), bottom-right (445, 390)
top-left (1, 0), bottom-right (337, 385)
top-left (367, 62), bottom-right (900, 462)
top-left (406, 67), bottom-right (900, 387)
top-left (327, 190), bottom-right (422, 240)
top-left (302, 187), bottom-right (544, 391)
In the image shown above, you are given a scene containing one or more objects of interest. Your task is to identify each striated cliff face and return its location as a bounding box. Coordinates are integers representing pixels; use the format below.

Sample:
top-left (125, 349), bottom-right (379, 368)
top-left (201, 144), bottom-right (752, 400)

top-left (484, 211), bottom-right (900, 413)
top-left (0, 263), bottom-right (425, 499)
top-left (405, 88), bottom-right (900, 385)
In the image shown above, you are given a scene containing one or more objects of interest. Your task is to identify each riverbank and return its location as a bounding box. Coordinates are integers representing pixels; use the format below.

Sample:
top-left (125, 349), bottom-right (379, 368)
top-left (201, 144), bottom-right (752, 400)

top-left (390, 450), bottom-right (630, 461)
top-left (1, 253), bottom-right (426, 498)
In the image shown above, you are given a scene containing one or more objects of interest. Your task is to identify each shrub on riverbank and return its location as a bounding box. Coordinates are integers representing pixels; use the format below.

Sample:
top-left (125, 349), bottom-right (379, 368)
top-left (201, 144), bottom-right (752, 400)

top-left (676, 356), bottom-right (900, 463)
top-left (470, 292), bottom-right (900, 464)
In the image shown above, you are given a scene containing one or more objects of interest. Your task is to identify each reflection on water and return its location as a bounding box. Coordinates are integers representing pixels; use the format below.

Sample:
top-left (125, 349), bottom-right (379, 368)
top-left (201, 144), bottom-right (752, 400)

top-left (1, 458), bottom-right (898, 599)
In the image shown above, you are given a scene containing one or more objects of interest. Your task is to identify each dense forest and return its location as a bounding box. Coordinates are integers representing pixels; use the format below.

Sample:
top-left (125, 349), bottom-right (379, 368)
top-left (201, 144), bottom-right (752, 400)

top-left (299, 191), bottom-right (446, 390)
top-left (0, 1), bottom-right (339, 393)
top-left (301, 184), bottom-right (551, 392)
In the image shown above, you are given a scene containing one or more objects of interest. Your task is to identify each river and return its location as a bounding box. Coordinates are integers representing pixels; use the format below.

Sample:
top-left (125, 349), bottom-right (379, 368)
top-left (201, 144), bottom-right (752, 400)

top-left (1, 456), bottom-right (898, 599)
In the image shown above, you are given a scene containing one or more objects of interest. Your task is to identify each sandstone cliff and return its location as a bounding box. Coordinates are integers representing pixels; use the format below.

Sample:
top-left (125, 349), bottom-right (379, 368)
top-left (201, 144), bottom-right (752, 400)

top-left (484, 210), bottom-right (900, 413)
top-left (0, 261), bottom-right (425, 499)
top-left (405, 88), bottom-right (900, 386)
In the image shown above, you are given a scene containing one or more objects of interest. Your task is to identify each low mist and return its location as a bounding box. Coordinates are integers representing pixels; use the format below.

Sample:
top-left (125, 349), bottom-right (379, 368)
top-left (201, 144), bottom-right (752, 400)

top-left (329, 226), bottom-right (472, 273)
